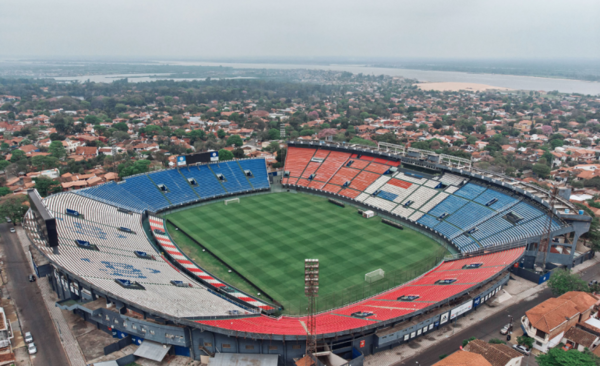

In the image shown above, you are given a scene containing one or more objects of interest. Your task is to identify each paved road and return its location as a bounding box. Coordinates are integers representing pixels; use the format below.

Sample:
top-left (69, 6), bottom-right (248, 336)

top-left (0, 223), bottom-right (70, 366)
top-left (395, 262), bottom-right (600, 366)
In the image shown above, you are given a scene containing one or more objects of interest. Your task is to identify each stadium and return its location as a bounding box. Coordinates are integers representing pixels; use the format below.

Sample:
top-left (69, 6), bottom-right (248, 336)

top-left (22, 141), bottom-right (591, 366)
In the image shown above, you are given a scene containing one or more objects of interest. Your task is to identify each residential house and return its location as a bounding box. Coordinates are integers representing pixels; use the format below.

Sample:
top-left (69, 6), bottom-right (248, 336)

top-left (521, 291), bottom-right (598, 352)
top-left (463, 339), bottom-right (524, 366)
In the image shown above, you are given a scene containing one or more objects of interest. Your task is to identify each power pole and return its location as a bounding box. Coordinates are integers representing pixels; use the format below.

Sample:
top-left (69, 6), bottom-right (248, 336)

top-left (304, 259), bottom-right (319, 357)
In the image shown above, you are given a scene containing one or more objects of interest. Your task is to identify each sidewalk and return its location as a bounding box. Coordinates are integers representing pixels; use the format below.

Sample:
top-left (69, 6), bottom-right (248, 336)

top-left (16, 227), bottom-right (87, 366)
top-left (363, 253), bottom-right (600, 366)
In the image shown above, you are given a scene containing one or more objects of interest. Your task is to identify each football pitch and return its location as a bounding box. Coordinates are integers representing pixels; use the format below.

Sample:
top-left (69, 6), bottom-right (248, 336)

top-left (165, 192), bottom-right (447, 313)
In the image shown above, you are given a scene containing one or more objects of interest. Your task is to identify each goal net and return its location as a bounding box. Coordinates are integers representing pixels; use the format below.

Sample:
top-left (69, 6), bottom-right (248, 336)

top-left (224, 198), bottom-right (240, 205)
top-left (365, 269), bottom-right (385, 283)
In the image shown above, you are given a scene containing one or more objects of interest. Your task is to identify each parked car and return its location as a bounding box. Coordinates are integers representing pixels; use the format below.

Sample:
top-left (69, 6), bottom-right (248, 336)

top-left (500, 324), bottom-right (511, 335)
top-left (5, 217), bottom-right (11, 223)
top-left (589, 280), bottom-right (598, 287)
top-left (9, 228), bottom-right (15, 233)
top-left (28, 275), bottom-right (36, 282)
top-left (513, 344), bottom-right (531, 355)
top-left (28, 342), bottom-right (37, 355)
top-left (24, 332), bottom-right (33, 343)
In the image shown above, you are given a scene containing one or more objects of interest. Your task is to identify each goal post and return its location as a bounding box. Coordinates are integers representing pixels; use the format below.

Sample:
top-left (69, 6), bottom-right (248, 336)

top-left (224, 198), bottom-right (240, 205)
top-left (365, 269), bottom-right (385, 283)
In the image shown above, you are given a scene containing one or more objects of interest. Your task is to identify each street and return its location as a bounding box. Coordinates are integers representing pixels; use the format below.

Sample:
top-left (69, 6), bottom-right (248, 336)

top-left (395, 262), bottom-right (600, 366)
top-left (0, 223), bottom-right (70, 366)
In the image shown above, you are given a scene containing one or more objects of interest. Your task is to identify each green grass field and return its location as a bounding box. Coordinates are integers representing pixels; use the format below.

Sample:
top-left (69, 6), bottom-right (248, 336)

top-left (165, 193), bottom-right (447, 313)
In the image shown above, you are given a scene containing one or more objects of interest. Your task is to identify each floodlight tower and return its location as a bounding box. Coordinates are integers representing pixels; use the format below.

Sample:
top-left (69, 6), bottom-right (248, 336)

top-left (280, 121), bottom-right (286, 138)
top-left (304, 259), bottom-right (319, 356)
top-left (537, 185), bottom-right (559, 271)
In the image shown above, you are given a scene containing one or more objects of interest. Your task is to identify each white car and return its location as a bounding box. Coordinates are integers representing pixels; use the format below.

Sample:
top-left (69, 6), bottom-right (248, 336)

top-left (500, 324), bottom-right (511, 335)
top-left (28, 342), bottom-right (37, 355)
top-left (24, 332), bottom-right (33, 343)
top-left (9, 228), bottom-right (15, 233)
top-left (513, 344), bottom-right (531, 355)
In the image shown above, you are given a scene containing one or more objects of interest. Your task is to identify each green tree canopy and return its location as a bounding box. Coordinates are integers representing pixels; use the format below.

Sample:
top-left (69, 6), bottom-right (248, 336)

top-left (547, 269), bottom-right (588, 296)
top-left (31, 155), bottom-right (59, 171)
top-left (0, 195), bottom-right (29, 224)
top-left (537, 347), bottom-right (596, 366)
top-left (0, 160), bottom-right (10, 171)
top-left (49, 140), bottom-right (67, 159)
top-left (33, 177), bottom-right (62, 197)
top-left (0, 187), bottom-right (11, 197)
top-left (118, 159), bottom-right (151, 178)
top-left (268, 128), bottom-right (280, 140)
top-left (10, 149), bottom-right (26, 163)
top-left (532, 163), bottom-right (551, 178)
top-left (226, 134), bottom-right (243, 147)
top-left (218, 149), bottom-right (234, 161)
top-left (217, 129), bottom-right (226, 139)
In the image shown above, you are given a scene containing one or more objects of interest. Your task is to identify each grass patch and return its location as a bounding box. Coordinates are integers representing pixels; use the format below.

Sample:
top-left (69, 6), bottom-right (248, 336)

top-left (165, 192), bottom-right (447, 314)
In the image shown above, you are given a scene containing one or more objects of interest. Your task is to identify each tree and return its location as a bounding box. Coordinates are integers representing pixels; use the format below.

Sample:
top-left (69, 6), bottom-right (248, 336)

top-left (33, 177), bottom-right (61, 197)
top-left (232, 148), bottom-right (245, 159)
top-left (517, 336), bottom-right (534, 349)
top-left (265, 141), bottom-right (280, 152)
top-left (547, 269), bottom-right (588, 296)
top-left (0, 160), bottom-right (10, 171)
top-left (49, 141), bottom-right (67, 159)
top-left (226, 134), bottom-right (243, 147)
top-left (467, 135), bottom-right (477, 145)
top-left (0, 187), bottom-right (10, 197)
top-left (113, 122), bottom-right (128, 132)
top-left (532, 163), bottom-right (551, 178)
top-left (31, 155), bottom-right (59, 171)
top-left (218, 149), bottom-right (234, 161)
top-left (217, 129), bottom-right (226, 139)
top-left (10, 149), bottom-right (26, 163)
top-left (537, 348), bottom-right (596, 366)
top-left (268, 128), bottom-right (280, 140)
top-left (118, 159), bottom-right (151, 178)
top-left (0, 195), bottom-right (29, 224)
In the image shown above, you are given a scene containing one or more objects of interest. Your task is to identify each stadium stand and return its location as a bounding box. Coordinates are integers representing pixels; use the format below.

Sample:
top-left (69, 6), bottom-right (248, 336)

top-left (76, 159), bottom-right (269, 212)
top-left (209, 161), bottom-right (253, 193)
top-left (313, 151), bottom-right (351, 182)
top-left (238, 159), bottom-right (270, 189)
top-left (197, 247), bottom-right (524, 335)
top-left (284, 147), bottom-right (316, 178)
top-left (149, 169), bottom-right (200, 205)
top-left (454, 183), bottom-right (487, 200)
top-left (181, 165), bottom-right (227, 198)
top-left (34, 193), bottom-right (247, 318)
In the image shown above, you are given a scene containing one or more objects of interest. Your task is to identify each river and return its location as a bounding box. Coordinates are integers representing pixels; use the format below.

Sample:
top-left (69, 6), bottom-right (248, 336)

top-left (54, 61), bottom-right (600, 95)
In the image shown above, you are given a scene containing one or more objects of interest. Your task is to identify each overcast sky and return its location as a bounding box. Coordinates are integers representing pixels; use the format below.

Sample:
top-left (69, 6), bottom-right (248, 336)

top-left (1, 0), bottom-right (598, 60)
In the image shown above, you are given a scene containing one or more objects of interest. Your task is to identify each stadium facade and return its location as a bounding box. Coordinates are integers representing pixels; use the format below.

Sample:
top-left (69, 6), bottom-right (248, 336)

top-left (22, 144), bottom-right (592, 366)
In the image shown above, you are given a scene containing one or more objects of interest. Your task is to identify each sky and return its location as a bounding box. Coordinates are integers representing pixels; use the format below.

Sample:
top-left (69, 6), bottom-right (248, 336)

top-left (1, 0), bottom-right (599, 60)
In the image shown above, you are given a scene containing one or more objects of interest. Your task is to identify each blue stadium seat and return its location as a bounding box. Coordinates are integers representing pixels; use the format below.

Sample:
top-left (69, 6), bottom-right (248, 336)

top-left (454, 183), bottom-right (487, 200)
top-left (417, 214), bottom-right (439, 228)
top-left (76, 182), bottom-right (148, 212)
top-left (433, 221), bottom-right (461, 238)
top-left (446, 202), bottom-right (493, 229)
top-left (427, 195), bottom-right (468, 217)
top-left (238, 159), bottom-right (270, 189)
top-left (118, 175), bottom-right (171, 212)
top-left (180, 165), bottom-right (227, 198)
top-left (148, 169), bottom-right (199, 205)
top-left (378, 191), bottom-right (398, 201)
top-left (473, 188), bottom-right (518, 210)
top-left (209, 161), bottom-right (253, 193)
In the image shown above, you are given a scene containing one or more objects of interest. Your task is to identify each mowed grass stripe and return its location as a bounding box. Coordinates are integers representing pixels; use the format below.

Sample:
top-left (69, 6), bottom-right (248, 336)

top-left (166, 193), bottom-right (446, 311)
